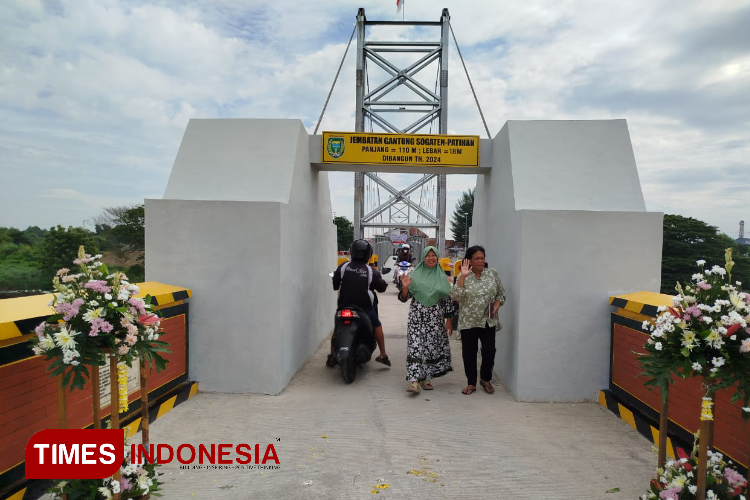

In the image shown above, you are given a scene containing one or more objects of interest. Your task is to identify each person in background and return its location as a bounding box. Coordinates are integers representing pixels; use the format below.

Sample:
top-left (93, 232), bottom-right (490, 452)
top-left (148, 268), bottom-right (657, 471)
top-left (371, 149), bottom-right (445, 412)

top-left (393, 243), bottom-right (413, 284)
top-left (450, 245), bottom-right (505, 395)
top-left (330, 239), bottom-right (391, 367)
top-left (398, 246), bottom-right (455, 393)
top-left (397, 244), bottom-right (413, 264)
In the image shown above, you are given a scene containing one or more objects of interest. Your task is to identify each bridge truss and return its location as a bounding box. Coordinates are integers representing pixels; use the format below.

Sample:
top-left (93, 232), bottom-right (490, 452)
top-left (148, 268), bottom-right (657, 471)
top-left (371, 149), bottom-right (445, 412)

top-left (353, 8), bottom-right (450, 256)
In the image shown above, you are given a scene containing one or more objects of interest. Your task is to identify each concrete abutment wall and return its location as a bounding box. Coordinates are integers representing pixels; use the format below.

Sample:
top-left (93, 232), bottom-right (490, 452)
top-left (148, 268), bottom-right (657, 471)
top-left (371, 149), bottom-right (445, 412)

top-left (147, 118), bottom-right (662, 401)
top-left (472, 120), bottom-right (662, 401)
top-left (146, 119), bottom-right (336, 395)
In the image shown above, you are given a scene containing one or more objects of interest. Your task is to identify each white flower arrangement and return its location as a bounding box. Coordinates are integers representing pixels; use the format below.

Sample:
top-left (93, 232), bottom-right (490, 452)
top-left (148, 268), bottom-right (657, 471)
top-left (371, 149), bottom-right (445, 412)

top-left (30, 246), bottom-right (170, 392)
top-left (641, 439), bottom-right (747, 500)
top-left (50, 438), bottom-right (162, 499)
top-left (640, 249), bottom-right (750, 417)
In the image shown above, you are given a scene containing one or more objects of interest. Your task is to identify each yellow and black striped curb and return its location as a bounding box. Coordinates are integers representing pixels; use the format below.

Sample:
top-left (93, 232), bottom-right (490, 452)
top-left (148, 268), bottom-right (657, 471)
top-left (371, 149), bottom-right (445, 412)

top-left (149, 288), bottom-right (192, 307)
top-left (608, 291), bottom-right (674, 318)
top-left (1, 382), bottom-right (198, 500)
top-left (122, 381), bottom-right (200, 440)
top-left (599, 389), bottom-right (679, 459)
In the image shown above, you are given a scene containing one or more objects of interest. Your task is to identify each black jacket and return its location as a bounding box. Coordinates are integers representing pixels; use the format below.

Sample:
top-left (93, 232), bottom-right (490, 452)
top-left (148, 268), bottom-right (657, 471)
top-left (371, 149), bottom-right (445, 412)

top-left (332, 261), bottom-right (388, 310)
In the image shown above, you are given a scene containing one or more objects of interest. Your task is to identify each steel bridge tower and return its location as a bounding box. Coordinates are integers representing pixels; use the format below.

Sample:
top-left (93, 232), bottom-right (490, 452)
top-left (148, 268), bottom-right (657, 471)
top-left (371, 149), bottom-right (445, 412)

top-left (353, 8), bottom-right (450, 256)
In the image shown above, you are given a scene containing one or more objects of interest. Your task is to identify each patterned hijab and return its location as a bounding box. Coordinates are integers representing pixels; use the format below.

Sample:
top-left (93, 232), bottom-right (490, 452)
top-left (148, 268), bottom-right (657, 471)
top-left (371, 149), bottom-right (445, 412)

top-left (408, 246), bottom-right (452, 307)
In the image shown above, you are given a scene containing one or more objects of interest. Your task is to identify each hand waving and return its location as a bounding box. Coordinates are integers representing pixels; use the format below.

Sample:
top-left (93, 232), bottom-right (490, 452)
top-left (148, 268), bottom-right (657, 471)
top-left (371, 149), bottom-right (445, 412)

top-left (401, 274), bottom-right (412, 289)
top-left (460, 259), bottom-right (472, 277)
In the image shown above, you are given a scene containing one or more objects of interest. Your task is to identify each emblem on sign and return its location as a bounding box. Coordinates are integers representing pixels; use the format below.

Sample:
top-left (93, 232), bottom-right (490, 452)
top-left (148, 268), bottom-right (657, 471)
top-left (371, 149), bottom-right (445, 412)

top-left (326, 136), bottom-right (346, 159)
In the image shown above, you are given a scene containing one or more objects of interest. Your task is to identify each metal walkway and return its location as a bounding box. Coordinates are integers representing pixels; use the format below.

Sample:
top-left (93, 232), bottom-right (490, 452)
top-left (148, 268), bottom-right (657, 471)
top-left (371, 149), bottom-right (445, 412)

top-left (123, 268), bottom-right (656, 499)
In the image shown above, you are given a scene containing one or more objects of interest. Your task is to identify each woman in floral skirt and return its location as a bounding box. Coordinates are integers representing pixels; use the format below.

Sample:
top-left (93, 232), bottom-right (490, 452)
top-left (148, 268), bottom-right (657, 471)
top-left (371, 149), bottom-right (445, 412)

top-left (398, 246), bottom-right (456, 394)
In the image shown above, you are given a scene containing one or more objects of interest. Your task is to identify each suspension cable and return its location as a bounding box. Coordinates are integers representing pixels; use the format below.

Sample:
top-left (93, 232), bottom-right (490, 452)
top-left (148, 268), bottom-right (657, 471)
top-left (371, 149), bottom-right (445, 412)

top-left (314, 23), bottom-right (357, 134)
top-left (449, 23), bottom-right (492, 139)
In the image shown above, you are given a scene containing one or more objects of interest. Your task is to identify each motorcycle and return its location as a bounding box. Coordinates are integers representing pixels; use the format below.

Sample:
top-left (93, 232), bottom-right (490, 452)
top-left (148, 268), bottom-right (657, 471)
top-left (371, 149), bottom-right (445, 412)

top-left (331, 305), bottom-right (376, 383)
top-left (394, 260), bottom-right (413, 290)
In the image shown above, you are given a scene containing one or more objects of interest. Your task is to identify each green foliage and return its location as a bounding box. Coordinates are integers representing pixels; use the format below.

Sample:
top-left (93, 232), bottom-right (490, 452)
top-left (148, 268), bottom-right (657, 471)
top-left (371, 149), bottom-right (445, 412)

top-left (127, 263), bottom-right (145, 283)
top-left (0, 262), bottom-right (47, 291)
top-left (111, 205), bottom-right (145, 252)
top-left (333, 215), bottom-right (354, 251)
top-left (0, 226), bottom-right (50, 291)
top-left (93, 223), bottom-right (118, 252)
top-left (661, 214), bottom-right (750, 293)
top-left (450, 189), bottom-right (474, 243)
top-left (37, 225), bottom-right (98, 277)
top-left (94, 204), bottom-right (145, 255)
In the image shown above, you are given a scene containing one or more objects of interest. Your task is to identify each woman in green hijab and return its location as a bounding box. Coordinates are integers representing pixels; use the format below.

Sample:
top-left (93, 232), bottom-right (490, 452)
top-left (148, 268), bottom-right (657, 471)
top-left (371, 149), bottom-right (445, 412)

top-left (398, 246), bottom-right (456, 393)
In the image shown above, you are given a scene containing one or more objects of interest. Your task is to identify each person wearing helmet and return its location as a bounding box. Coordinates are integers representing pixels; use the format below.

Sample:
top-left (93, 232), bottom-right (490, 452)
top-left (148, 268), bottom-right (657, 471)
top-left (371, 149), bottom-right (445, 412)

top-left (397, 243), bottom-right (413, 264)
top-left (394, 244), bottom-right (414, 286)
top-left (329, 239), bottom-right (391, 367)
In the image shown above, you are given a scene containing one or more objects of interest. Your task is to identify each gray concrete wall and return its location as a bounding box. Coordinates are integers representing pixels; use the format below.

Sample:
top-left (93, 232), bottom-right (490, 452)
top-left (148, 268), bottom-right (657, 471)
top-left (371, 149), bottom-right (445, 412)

top-left (163, 119), bottom-right (298, 203)
top-left (145, 199), bottom-right (282, 393)
top-left (278, 123), bottom-right (337, 388)
top-left (507, 119), bottom-right (646, 212)
top-left (470, 127), bottom-right (524, 396)
top-left (473, 120), bottom-right (663, 401)
top-left (147, 119), bottom-right (336, 395)
top-left (516, 210), bottom-right (662, 401)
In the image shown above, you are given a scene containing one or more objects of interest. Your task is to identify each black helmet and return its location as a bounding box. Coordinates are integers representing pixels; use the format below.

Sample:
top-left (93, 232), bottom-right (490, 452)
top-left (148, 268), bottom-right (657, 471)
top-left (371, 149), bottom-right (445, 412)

top-left (350, 239), bottom-right (373, 263)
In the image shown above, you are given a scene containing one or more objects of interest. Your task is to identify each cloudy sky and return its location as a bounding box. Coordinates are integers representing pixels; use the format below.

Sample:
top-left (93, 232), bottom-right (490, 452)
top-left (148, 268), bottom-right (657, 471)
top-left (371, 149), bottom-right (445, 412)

top-left (1, 0), bottom-right (748, 238)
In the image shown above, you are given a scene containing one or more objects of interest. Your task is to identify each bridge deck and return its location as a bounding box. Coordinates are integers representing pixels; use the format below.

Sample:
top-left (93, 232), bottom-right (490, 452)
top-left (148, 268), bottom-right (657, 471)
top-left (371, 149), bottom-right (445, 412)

top-left (112, 263), bottom-right (654, 499)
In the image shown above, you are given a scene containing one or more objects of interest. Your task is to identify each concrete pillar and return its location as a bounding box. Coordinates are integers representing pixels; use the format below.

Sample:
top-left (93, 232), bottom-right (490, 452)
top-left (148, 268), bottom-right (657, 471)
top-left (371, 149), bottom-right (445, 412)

top-left (472, 120), bottom-right (663, 401)
top-left (146, 119), bottom-right (337, 394)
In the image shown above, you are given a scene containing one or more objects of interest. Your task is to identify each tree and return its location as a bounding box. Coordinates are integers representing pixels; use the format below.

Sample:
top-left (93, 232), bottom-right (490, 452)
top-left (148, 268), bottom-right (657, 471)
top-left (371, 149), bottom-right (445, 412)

top-left (450, 189), bottom-right (474, 243)
top-left (95, 204), bottom-right (145, 253)
top-left (333, 216), bottom-right (354, 251)
top-left (661, 214), bottom-right (750, 293)
top-left (111, 205), bottom-right (145, 252)
top-left (38, 225), bottom-right (98, 277)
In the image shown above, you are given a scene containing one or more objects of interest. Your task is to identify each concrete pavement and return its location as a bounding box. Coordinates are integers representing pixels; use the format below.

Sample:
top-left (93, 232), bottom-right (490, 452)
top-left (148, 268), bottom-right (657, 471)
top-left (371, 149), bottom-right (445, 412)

top-left (140, 266), bottom-right (656, 500)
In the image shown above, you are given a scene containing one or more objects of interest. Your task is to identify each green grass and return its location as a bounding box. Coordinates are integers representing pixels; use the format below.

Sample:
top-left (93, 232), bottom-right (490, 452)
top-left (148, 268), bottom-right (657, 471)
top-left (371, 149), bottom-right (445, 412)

top-left (0, 261), bottom-right (50, 291)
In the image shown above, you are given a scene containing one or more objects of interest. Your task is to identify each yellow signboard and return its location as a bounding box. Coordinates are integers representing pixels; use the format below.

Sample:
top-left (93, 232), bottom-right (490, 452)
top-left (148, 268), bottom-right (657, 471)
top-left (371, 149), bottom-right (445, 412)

top-left (322, 132), bottom-right (479, 167)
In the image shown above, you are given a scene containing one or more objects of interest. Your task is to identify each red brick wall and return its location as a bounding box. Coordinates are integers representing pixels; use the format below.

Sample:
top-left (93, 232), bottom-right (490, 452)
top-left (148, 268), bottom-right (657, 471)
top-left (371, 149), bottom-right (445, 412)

top-left (0, 314), bottom-right (186, 475)
top-left (613, 321), bottom-right (750, 467)
top-left (147, 314), bottom-right (186, 392)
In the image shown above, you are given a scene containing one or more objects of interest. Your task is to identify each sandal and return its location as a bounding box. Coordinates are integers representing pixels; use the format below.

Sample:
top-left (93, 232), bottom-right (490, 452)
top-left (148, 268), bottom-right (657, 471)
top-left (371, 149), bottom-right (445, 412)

top-left (375, 355), bottom-right (391, 367)
top-left (406, 381), bottom-right (420, 393)
top-left (480, 380), bottom-right (495, 394)
top-left (420, 380), bottom-right (434, 390)
top-left (461, 385), bottom-right (475, 395)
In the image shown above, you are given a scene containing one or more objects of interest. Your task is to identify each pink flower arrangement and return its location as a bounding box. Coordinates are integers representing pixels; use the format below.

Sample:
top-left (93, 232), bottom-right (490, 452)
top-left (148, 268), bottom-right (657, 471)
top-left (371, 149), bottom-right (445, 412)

top-left (724, 467), bottom-right (746, 492)
top-left (55, 298), bottom-right (84, 321)
top-left (89, 318), bottom-right (114, 337)
top-left (83, 280), bottom-right (111, 294)
top-left (129, 297), bottom-right (146, 314)
top-left (30, 246), bottom-right (170, 392)
top-left (641, 441), bottom-right (747, 500)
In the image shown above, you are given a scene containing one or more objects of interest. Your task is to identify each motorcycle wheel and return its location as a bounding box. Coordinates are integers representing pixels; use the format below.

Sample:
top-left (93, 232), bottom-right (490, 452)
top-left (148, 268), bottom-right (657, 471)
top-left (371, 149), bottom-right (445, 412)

top-left (340, 354), bottom-right (356, 383)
